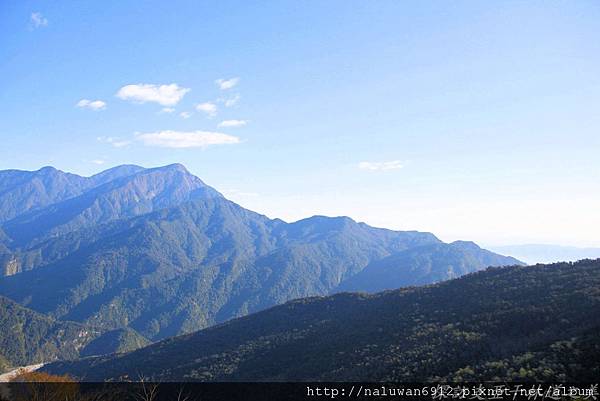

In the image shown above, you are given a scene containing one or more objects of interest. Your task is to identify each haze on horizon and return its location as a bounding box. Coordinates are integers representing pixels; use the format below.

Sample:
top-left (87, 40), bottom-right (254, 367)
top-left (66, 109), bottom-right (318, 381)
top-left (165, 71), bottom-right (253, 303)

top-left (1, 1), bottom-right (599, 247)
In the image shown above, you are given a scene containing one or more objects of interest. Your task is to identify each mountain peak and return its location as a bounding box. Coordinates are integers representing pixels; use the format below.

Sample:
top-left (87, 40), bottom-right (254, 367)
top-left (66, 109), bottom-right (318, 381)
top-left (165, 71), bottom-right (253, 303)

top-left (92, 164), bottom-right (190, 180)
top-left (92, 164), bottom-right (144, 175)
top-left (37, 166), bottom-right (59, 174)
top-left (0, 162), bottom-right (224, 244)
top-left (90, 164), bottom-right (146, 184)
top-left (450, 240), bottom-right (481, 250)
top-left (158, 163), bottom-right (189, 173)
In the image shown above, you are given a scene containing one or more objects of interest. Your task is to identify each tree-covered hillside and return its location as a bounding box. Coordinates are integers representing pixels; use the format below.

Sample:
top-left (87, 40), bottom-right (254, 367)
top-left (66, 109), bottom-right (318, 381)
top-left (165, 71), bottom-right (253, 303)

top-left (44, 259), bottom-right (600, 382)
top-left (79, 328), bottom-right (150, 358)
top-left (0, 164), bottom-right (518, 342)
top-left (0, 296), bottom-right (147, 373)
top-left (0, 199), bottom-right (440, 340)
top-left (336, 240), bottom-right (521, 292)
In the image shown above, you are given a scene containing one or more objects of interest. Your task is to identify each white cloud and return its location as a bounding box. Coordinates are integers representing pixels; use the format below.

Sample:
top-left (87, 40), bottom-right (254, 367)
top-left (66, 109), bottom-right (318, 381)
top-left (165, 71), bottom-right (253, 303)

top-left (223, 94), bottom-right (241, 107)
top-left (135, 130), bottom-right (240, 148)
top-left (179, 111), bottom-right (192, 119)
top-left (215, 77), bottom-right (239, 90)
top-left (218, 119), bottom-right (247, 128)
top-left (196, 102), bottom-right (217, 117)
top-left (97, 136), bottom-right (132, 148)
top-left (30, 12), bottom-right (48, 28)
top-left (358, 160), bottom-right (404, 171)
top-left (116, 83), bottom-right (190, 106)
top-left (76, 99), bottom-right (106, 111)
top-left (91, 159), bottom-right (106, 165)
top-left (160, 107), bottom-right (175, 114)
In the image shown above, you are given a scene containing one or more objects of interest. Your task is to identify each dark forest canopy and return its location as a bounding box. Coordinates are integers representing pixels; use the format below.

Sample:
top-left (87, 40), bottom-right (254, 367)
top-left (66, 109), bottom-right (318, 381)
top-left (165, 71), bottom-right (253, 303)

top-left (45, 259), bottom-right (600, 382)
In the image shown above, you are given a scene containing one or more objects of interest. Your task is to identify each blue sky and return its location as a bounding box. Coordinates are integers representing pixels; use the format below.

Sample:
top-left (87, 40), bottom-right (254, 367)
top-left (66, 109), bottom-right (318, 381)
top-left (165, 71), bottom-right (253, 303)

top-left (1, 1), bottom-right (599, 246)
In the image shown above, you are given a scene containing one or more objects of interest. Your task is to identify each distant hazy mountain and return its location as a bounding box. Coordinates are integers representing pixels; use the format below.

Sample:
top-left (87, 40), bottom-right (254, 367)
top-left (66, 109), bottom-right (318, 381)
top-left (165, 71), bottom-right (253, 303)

top-left (336, 240), bottom-right (522, 293)
top-left (44, 259), bottom-right (600, 382)
top-left (3, 164), bottom-right (221, 246)
top-left (0, 296), bottom-right (147, 373)
top-left (0, 164), bottom-right (518, 342)
top-left (0, 165), bottom-right (144, 224)
top-left (489, 244), bottom-right (600, 264)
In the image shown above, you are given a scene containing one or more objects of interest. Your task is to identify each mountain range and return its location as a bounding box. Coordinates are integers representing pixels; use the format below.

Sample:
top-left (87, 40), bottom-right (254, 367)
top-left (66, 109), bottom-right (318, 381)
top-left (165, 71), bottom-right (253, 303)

top-left (43, 259), bottom-right (600, 382)
top-left (0, 164), bottom-right (520, 370)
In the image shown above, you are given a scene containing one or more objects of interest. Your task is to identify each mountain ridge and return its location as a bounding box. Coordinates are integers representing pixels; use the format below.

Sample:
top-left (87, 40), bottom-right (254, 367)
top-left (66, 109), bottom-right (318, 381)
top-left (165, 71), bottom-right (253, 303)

top-left (336, 240), bottom-right (521, 293)
top-left (0, 164), bottom-right (520, 342)
top-left (0, 196), bottom-right (443, 340)
top-left (42, 259), bottom-right (600, 382)
top-left (0, 165), bottom-right (148, 224)
top-left (2, 164), bottom-right (222, 246)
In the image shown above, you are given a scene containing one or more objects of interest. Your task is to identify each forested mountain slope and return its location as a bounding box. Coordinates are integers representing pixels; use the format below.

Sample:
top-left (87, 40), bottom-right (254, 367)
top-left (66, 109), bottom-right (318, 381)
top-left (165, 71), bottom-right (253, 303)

top-left (0, 199), bottom-right (440, 340)
top-left (0, 296), bottom-right (147, 373)
top-left (336, 240), bottom-right (521, 292)
top-left (0, 164), bottom-right (518, 342)
top-left (44, 259), bottom-right (600, 382)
